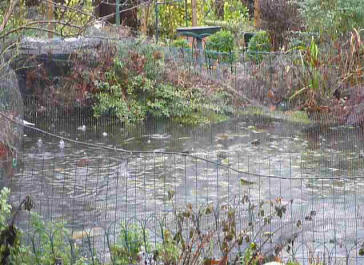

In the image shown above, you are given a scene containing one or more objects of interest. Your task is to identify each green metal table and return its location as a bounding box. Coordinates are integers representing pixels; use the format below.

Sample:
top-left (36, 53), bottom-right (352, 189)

top-left (176, 26), bottom-right (221, 51)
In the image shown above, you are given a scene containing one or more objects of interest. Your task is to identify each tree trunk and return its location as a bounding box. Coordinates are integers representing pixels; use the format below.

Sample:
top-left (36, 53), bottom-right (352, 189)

top-left (140, 3), bottom-right (151, 34)
top-left (254, 0), bottom-right (261, 28)
top-left (48, 1), bottom-right (54, 38)
top-left (191, 0), bottom-right (197, 26)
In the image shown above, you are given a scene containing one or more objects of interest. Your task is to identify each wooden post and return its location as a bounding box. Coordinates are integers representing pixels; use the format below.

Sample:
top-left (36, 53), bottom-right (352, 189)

top-left (141, 4), bottom-right (150, 34)
top-left (48, 0), bottom-right (54, 38)
top-left (254, 0), bottom-right (261, 28)
top-left (155, 3), bottom-right (159, 43)
top-left (184, 0), bottom-right (188, 26)
top-left (115, 0), bottom-right (120, 26)
top-left (191, 0), bottom-right (197, 26)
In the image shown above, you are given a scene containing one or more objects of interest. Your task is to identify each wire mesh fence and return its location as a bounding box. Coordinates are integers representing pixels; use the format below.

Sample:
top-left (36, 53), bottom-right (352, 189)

top-left (16, 36), bottom-right (362, 126)
top-left (1, 110), bottom-right (363, 264)
top-left (0, 36), bottom-right (363, 264)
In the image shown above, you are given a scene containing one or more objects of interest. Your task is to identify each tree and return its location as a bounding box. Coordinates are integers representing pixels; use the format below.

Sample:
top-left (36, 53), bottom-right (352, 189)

top-left (258, 0), bottom-right (301, 50)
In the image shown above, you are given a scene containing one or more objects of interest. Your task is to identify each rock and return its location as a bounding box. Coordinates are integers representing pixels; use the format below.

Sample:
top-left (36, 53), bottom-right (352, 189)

top-left (263, 263), bottom-right (284, 265)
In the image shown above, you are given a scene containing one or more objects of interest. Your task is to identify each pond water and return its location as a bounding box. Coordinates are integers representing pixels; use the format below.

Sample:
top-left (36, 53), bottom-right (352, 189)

top-left (3, 114), bottom-right (364, 263)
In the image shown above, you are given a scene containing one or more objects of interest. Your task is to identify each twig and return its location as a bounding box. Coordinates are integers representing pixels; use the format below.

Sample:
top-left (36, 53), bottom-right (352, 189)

top-left (0, 0), bottom-right (19, 32)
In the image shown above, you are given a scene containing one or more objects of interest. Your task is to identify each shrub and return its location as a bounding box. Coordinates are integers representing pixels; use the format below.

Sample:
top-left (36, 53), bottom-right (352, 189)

top-left (246, 31), bottom-right (271, 63)
top-left (155, 229), bottom-right (180, 265)
top-left (205, 30), bottom-right (235, 63)
top-left (0, 188), bottom-right (11, 230)
top-left (19, 213), bottom-right (93, 265)
top-left (205, 30), bottom-right (235, 53)
top-left (258, 0), bottom-right (302, 50)
top-left (171, 38), bottom-right (193, 59)
top-left (171, 38), bottom-right (190, 49)
top-left (0, 188), bottom-right (32, 265)
top-left (93, 55), bottom-right (192, 123)
top-left (93, 43), bottom-right (235, 125)
top-left (287, 31), bottom-right (315, 51)
top-left (0, 188), bottom-right (94, 265)
top-left (110, 222), bottom-right (150, 265)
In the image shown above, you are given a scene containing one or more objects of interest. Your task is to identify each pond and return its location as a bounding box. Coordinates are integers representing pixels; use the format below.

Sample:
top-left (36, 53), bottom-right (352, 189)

top-left (3, 113), bottom-right (364, 263)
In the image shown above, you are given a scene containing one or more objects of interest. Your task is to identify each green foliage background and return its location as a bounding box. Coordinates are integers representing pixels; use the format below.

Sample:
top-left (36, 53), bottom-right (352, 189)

top-left (298, 0), bottom-right (364, 40)
top-left (246, 31), bottom-right (271, 63)
top-left (148, 0), bottom-right (249, 40)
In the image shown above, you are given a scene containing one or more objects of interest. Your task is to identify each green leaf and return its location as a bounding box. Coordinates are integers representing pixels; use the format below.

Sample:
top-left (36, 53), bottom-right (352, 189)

top-left (240, 178), bottom-right (254, 185)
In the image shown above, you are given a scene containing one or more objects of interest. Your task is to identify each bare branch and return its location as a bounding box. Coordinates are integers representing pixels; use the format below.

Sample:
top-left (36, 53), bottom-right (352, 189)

top-left (41, 0), bottom-right (96, 19)
top-left (0, 25), bottom-right (82, 39)
top-left (0, 0), bottom-right (20, 32)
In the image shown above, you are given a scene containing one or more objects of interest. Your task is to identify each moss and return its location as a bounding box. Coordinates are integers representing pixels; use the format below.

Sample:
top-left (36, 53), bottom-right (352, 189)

top-left (286, 111), bottom-right (311, 124)
top-left (173, 111), bottom-right (228, 125)
top-left (239, 106), bottom-right (312, 125)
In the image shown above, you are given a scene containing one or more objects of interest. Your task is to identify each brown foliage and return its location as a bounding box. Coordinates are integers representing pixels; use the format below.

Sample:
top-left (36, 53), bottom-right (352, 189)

top-left (334, 29), bottom-right (363, 88)
top-left (163, 61), bottom-right (243, 107)
top-left (128, 51), bottom-right (147, 74)
top-left (258, 0), bottom-right (302, 50)
top-left (323, 30), bottom-right (363, 124)
top-left (65, 43), bottom-right (117, 103)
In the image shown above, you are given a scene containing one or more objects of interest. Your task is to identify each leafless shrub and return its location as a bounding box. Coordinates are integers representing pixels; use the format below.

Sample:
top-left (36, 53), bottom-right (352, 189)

top-left (258, 0), bottom-right (302, 50)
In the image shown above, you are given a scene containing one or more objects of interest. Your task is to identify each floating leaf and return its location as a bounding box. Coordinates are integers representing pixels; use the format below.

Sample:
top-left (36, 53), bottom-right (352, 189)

top-left (240, 178), bottom-right (254, 185)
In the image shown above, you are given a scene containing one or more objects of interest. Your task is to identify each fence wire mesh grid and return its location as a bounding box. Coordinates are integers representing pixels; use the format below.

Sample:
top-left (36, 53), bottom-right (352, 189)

top-left (0, 36), bottom-right (363, 265)
top-left (1, 113), bottom-right (363, 264)
top-left (16, 36), bottom-right (362, 125)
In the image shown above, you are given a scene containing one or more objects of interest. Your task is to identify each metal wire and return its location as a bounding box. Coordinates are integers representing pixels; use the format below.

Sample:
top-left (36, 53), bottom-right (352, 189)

top-left (1, 36), bottom-right (363, 264)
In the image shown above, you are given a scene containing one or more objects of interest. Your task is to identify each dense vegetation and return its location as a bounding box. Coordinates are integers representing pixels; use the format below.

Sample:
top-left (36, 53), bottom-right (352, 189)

top-left (60, 41), bottom-right (235, 125)
top-left (1, 0), bottom-right (362, 125)
top-left (0, 187), bottom-right (314, 265)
